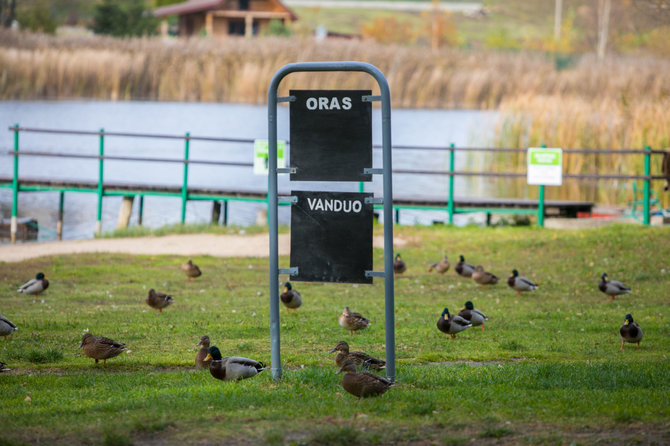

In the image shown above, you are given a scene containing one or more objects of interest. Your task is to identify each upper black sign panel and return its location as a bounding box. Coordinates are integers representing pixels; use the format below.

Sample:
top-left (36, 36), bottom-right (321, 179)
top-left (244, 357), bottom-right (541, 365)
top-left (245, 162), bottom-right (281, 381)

top-left (290, 191), bottom-right (373, 284)
top-left (290, 90), bottom-right (372, 182)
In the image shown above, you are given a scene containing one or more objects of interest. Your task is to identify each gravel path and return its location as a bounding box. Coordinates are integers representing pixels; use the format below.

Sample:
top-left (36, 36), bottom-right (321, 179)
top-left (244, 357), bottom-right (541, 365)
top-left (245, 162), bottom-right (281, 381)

top-left (0, 234), bottom-right (403, 263)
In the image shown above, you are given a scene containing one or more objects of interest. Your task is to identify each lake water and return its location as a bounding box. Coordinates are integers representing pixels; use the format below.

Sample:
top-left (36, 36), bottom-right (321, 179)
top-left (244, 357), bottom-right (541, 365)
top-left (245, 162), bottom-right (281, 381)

top-left (0, 101), bottom-right (500, 242)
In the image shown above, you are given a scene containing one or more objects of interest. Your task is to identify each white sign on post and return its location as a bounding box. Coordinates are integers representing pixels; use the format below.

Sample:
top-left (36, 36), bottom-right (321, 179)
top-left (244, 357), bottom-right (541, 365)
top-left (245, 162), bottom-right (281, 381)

top-left (254, 139), bottom-right (286, 175)
top-left (527, 147), bottom-right (563, 186)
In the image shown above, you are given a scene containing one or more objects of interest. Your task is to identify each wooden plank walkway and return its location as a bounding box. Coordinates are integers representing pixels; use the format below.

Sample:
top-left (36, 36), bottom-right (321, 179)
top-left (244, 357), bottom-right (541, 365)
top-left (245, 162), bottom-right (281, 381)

top-left (0, 176), bottom-right (594, 217)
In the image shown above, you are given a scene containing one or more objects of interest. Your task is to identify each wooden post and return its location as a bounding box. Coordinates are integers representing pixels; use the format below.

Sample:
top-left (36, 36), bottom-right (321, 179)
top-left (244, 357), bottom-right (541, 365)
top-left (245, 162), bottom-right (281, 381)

top-left (57, 192), bottom-right (64, 241)
top-left (211, 201), bottom-right (221, 225)
top-left (117, 196), bottom-right (135, 229)
top-left (205, 12), bottom-right (213, 36)
top-left (245, 14), bottom-right (253, 38)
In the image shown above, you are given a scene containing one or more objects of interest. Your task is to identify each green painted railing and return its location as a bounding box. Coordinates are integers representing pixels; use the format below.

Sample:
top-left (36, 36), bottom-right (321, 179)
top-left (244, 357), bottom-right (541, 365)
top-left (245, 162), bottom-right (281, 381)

top-left (3, 125), bottom-right (668, 243)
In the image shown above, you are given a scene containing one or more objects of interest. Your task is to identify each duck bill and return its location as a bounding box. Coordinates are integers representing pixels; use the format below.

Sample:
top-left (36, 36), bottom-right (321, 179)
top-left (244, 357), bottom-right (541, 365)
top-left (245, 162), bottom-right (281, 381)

top-left (196, 341), bottom-right (203, 346)
top-left (78, 341), bottom-right (84, 348)
top-left (204, 353), bottom-right (212, 361)
top-left (335, 367), bottom-right (344, 375)
top-left (329, 347), bottom-right (337, 353)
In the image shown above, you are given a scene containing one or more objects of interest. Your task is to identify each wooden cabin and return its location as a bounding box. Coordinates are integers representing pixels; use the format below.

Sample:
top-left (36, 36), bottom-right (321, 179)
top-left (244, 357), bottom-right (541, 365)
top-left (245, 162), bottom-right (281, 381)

top-left (154, 0), bottom-right (297, 38)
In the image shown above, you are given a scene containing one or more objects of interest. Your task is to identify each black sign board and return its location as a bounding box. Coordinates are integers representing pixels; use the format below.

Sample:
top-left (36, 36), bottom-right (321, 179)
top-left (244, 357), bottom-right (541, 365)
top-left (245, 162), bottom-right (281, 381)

top-left (290, 191), bottom-right (373, 284)
top-left (290, 90), bottom-right (372, 182)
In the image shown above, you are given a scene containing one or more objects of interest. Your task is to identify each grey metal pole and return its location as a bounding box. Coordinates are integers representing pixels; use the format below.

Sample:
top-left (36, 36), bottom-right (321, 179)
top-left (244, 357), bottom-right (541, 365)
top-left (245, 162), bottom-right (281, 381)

top-left (268, 61), bottom-right (394, 382)
top-left (268, 74), bottom-right (281, 381)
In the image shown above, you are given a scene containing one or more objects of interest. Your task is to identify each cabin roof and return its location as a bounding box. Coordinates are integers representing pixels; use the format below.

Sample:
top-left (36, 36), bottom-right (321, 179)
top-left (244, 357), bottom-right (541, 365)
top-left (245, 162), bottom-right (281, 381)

top-left (154, 0), bottom-right (297, 19)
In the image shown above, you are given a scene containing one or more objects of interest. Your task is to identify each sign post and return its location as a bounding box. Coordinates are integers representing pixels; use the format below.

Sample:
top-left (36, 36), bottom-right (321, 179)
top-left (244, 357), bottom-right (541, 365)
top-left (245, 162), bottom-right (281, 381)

top-left (527, 147), bottom-right (563, 227)
top-left (267, 62), bottom-right (395, 382)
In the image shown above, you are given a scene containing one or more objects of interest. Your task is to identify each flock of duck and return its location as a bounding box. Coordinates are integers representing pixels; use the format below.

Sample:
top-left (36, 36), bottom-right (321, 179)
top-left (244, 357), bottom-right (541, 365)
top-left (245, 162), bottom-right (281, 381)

top-left (0, 252), bottom-right (644, 399)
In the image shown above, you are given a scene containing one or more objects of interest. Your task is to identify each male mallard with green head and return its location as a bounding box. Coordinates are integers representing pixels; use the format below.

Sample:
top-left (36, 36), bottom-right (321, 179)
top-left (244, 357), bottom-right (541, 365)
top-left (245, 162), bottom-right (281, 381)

top-left (204, 346), bottom-right (266, 381)
top-left (329, 340), bottom-right (385, 371)
top-left (336, 359), bottom-right (393, 400)
top-left (428, 255), bottom-right (450, 274)
top-left (472, 265), bottom-right (498, 288)
top-left (393, 254), bottom-right (407, 275)
top-left (455, 255), bottom-right (475, 278)
top-left (17, 272), bottom-right (49, 297)
top-left (79, 333), bottom-right (126, 365)
top-left (457, 301), bottom-right (488, 331)
top-left (0, 314), bottom-right (18, 340)
top-left (181, 259), bottom-right (202, 281)
top-left (619, 314), bottom-right (643, 350)
top-left (599, 273), bottom-right (631, 300)
top-left (507, 269), bottom-right (538, 296)
top-left (195, 335), bottom-right (212, 368)
top-left (339, 306), bottom-right (370, 336)
top-left (437, 307), bottom-right (472, 339)
top-left (280, 282), bottom-right (302, 313)
top-left (146, 288), bottom-right (174, 313)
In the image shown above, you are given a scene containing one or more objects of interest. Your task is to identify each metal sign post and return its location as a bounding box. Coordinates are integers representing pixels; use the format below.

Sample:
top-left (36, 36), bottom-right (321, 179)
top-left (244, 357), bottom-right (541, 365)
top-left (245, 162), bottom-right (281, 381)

top-left (267, 62), bottom-right (395, 382)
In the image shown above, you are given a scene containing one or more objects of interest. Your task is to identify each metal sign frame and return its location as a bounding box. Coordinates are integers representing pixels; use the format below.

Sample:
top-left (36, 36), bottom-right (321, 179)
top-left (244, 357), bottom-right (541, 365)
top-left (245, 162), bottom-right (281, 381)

top-left (267, 62), bottom-right (395, 382)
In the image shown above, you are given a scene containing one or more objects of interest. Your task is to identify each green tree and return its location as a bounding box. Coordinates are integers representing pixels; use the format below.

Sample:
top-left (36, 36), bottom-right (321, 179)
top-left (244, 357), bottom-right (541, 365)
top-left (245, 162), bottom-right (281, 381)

top-left (16, 0), bottom-right (57, 33)
top-left (92, 0), bottom-right (157, 37)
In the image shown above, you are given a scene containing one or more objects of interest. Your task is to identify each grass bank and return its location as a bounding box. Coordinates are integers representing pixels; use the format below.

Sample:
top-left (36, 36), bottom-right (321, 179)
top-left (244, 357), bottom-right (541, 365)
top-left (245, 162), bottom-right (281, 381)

top-left (1, 224), bottom-right (669, 444)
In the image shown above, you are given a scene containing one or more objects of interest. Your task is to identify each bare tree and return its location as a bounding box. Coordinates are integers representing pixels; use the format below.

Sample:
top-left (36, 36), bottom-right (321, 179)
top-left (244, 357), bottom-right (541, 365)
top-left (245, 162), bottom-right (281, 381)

top-left (597, 0), bottom-right (611, 61)
top-left (554, 0), bottom-right (563, 41)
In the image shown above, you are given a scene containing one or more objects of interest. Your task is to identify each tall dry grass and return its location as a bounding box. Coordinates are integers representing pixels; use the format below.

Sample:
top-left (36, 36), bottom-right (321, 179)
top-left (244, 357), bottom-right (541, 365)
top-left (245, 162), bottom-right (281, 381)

top-left (1, 29), bottom-right (669, 109)
top-left (494, 95), bottom-right (670, 207)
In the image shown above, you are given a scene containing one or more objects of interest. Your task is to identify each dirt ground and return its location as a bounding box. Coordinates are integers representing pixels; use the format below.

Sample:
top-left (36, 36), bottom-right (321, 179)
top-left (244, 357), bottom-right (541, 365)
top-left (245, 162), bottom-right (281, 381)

top-left (0, 234), bottom-right (406, 263)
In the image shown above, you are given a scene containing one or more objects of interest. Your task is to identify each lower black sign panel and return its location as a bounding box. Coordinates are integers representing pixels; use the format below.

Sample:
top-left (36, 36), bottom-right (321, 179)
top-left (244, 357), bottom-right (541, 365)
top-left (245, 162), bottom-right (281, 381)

top-left (290, 191), bottom-right (373, 284)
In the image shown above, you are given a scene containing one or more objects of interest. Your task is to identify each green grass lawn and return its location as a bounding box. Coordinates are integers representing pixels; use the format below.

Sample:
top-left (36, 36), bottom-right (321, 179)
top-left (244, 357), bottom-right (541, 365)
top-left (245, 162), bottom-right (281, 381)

top-left (1, 224), bottom-right (669, 445)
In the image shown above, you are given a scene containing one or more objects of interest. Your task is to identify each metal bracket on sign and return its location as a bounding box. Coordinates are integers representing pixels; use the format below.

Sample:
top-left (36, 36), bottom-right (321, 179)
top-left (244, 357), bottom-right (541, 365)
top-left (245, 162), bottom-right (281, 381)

top-left (278, 195), bottom-right (298, 204)
top-left (365, 270), bottom-right (385, 278)
top-left (364, 197), bottom-right (384, 205)
top-left (277, 167), bottom-right (296, 174)
top-left (277, 96), bottom-right (296, 103)
top-left (364, 168), bottom-right (384, 175)
top-left (362, 95), bottom-right (382, 102)
top-left (278, 267), bottom-right (299, 275)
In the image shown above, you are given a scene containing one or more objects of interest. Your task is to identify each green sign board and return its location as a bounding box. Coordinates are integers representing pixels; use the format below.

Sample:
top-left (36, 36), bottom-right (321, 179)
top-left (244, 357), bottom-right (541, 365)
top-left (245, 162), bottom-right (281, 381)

top-left (254, 139), bottom-right (286, 175)
top-left (527, 147), bottom-right (563, 186)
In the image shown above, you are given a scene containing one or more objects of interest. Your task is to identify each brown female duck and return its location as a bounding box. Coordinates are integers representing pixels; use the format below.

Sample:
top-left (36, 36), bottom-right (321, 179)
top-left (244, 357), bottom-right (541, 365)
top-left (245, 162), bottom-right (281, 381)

top-left (339, 307), bottom-right (370, 336)
top-left (329, 340), bottom-right (385, 371)
top-left (195, 335), bottom-right (212, 368)
top-left (472, 265), bottom-right (499, 288)
top-left (181, 259), bottom-right (202, 281)
top-left (79, 333), bottom-right (126, 365)
top-left (336, 359), bottom-right (393, 399)
top-left (428, 255), bottom-right (450, 274)
top-left (146, 288), bottom-right (174, 313)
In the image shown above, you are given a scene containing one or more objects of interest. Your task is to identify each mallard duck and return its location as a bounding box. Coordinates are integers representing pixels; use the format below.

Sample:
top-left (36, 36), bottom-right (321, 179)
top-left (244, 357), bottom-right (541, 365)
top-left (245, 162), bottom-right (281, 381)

top-left (393, 254), bottom-right (407, 275)
top-left (437, 307), bottom-right (471, 339)
top-left (280, 282), bottom-right (302, 313)
top-left (17, 272), bottom-right (49, 297)
top-left (599, 273), bottom-right (631, 300)
top-left (472, 265), bottom-right (498, 287)
top-left (146, 288), bottom-right (174, 313)
top-left (329, 340), bottom-right (385, 371)
top-left (507, 269), bottom-right (538, 296)
top-left (204, 346), bottom-right (266, 381)
top-left (336, 359), bottom-right (393, 399)
top-left (195, 335), bottom-right (212, 369)
top-left (339, 306), bottom-right (370, 336)
top-left (181, 259), bottom-right (202, 281)
top-left (0, 314), bottom-right (18, 340)
top-left (428, 255), bottom-right (450, 274)
top-left (79, 333), bottom-right (126, 365)
top-left (619, 314), bottom-right (643, 350)
top-left (457, 301), bottom-right (488, 331)
top-left (455, 255), bottom-right (475, 278)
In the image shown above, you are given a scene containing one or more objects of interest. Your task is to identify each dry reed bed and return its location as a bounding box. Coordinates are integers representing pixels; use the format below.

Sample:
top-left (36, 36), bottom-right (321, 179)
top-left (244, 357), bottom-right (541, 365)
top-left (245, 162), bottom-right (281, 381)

top-left (1, 30), bottom-right (669, 108)
top-left (495, 95), bottom-right (670, 206)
